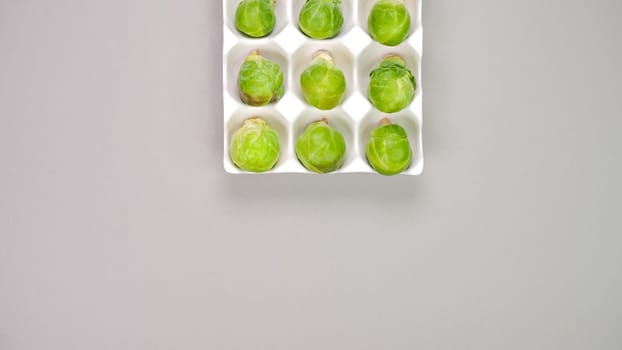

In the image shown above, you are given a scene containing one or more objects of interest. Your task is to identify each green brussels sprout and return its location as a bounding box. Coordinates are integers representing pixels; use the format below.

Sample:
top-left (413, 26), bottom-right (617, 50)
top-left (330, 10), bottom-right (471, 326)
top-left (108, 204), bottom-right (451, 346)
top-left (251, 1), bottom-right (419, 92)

top-left (296, 118), bottom-right (346, 173)
top-left (368, 55), bottom-right (416, 113)
top-left (230, 118), bottom-right (281, 172)
top-left (238, 51), bottom-right (285, 106)
top-left (300, 51), bottom-right (346, 110)
top-left (298, 0), bottom-right (344, 39)
top-left (368, 0), bottom-right (411, 46)
top-left (235, 0), bottom-right (276, 38)
top-left (366, 118), bottom-right (412, 175)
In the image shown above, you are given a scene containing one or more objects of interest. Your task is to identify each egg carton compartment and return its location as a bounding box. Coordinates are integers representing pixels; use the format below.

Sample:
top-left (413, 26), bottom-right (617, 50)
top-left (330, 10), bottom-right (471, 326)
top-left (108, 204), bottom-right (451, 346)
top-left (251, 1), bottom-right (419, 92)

top-left (224, 0), bottom-right (290, 38)
top-left (291, 42), bottom-right (355, 108)
top-left (359, 109), bottom-right (423, 175)
top-left (357, 42), bottom-right (421, 101)
top-left (223, 0), bottom-right (423, 175)
top-left (291, 0), bottom-right (355, 39)
top-left (224, 106), bottom-right (294, 174)
top-left (292, 108), bottom-right (359, 174)
top-left (357, 0), bottom-right (421, 38)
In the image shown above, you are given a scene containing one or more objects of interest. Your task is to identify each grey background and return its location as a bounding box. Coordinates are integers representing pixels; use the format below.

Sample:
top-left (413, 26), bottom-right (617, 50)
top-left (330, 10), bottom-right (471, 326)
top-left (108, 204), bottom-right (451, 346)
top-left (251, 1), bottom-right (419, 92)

top-left (1, 0), bottom-right (621, 349)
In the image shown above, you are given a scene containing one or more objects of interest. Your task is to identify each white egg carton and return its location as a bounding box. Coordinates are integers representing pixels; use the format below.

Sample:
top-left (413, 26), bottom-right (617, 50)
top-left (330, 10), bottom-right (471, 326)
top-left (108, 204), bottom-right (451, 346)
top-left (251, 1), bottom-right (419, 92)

top-left (223, 0), bottom-right (423, 175)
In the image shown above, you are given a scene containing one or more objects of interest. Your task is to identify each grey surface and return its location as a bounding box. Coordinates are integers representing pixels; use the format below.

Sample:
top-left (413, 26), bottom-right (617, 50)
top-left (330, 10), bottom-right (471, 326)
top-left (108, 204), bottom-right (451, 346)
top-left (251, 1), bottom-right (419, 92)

top-left (1, 0), bottom-right (621, 349)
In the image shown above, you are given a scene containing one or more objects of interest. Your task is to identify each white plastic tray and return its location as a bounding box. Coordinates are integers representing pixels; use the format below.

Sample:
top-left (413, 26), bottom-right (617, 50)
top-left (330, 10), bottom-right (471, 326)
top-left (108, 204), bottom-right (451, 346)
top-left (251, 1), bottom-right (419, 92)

top-left (223, 0), bottom-right (423, 175)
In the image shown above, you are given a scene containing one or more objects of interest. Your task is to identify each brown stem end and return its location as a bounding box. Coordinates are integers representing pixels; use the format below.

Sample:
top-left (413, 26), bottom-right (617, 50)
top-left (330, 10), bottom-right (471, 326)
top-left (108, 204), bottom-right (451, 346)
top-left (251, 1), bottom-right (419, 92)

top-left (313, 50), bottom-right (334, 63)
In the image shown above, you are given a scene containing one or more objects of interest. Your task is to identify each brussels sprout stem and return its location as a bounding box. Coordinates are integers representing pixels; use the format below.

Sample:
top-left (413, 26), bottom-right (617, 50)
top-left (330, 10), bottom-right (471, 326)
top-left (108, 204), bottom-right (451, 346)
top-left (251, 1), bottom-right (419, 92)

top-left (245, 117), bottom-right (266, 127)
top-left (312, 50), bottom-right (334, 63)
top-left (318, 117), bottom-right (329, 125)
top-left (383, 54), bottom-right (406, 65)
top-left (245, 50), bottom-right (266, 64)
top-left (380, 118), bottom-right (391, 126)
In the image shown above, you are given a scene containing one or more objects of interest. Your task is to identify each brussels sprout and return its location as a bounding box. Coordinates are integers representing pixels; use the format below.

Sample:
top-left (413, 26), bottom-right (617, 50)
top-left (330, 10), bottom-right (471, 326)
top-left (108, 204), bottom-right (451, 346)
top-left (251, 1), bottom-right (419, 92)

top-left (296, 118), bottom-right (346, 173)
top-left (368, 0), bottom-right (411, 46)
top-left (300, 51), bottom-right (346, 110)
top-left (230, 118), bottom-right (281, 172)
top-left (366, 118), bottom-right (412, 175)
top-left (368, 55), bottom-right (416, 113)
top-left (235, 0), bottom-right (276, 38)
top-left (298, 0), bottom-right (344, 39)
top-left (238, 51), bottom-right (284, 106)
